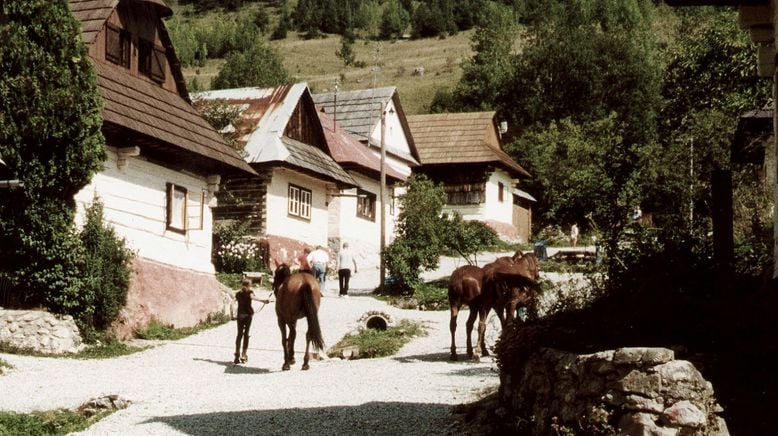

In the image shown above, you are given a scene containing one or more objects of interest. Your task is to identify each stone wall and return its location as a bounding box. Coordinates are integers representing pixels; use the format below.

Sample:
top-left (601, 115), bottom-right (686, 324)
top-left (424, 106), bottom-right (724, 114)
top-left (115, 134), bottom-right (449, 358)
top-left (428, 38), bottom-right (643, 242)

top-left (0, 309), bottom-right (84, 354)
top-left (499, 347), bottom-right (729, 435)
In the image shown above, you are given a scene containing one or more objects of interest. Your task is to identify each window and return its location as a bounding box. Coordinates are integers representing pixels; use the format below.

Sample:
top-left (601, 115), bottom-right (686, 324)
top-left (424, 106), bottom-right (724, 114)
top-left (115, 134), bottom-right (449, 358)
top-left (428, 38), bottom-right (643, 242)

top-left (105, 24), bottom-right (130, 68)
top-left (288, 184), bottom-right (312, 220)
top-left (166, 183), bottom-right (204, 233)
top-left (357, 189), bottom-right (376, 221)
top-left (139, 38), bottom-right (166, 83)
top-left (187, 190), bottom-right (204, 230)
top-left (498, 182), bottom-right (504, 202)
top-left (166, 183), bottom-right (186, 233)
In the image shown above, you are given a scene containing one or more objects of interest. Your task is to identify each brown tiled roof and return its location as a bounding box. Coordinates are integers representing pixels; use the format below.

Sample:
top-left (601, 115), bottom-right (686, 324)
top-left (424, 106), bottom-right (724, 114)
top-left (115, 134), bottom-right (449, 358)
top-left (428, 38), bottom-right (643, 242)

top-left (407, 112), bottom-right (530, 178)
top-left (318, 111), bottom-right (406, 183)
top-left (94, 61), bottom-right (255, 175)
top-left (67, 0), bottom-right (254, 176)
top-left (68, 0), bottom-right (172, 44)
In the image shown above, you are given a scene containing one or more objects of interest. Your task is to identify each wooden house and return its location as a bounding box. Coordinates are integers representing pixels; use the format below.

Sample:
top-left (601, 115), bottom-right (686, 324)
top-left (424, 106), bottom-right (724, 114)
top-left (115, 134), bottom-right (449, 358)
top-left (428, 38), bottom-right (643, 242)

top-left (318, 111), bottom-right (407, 270)
top-left (193, 84), bottom-right (358, 267)
top-left (67, 0), bottom-right (257, 337)
top-left (407, 112), bottom-right (534, 243)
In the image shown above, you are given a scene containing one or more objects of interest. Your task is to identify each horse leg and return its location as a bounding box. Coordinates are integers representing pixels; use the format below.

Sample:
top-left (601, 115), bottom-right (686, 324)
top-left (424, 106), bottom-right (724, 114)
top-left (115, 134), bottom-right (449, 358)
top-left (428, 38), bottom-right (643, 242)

top-left (278, 319), bottom-right (290, 371)
top-left (449, 305), bottom-right (460, 361)
top-left (302, 333), bottom-right (311, 370)
top-left (465, 307), bottom-right (478, 359)
top-left (474, 307), bottom-right (489, 362)
top-left (288, 320), bottom-right (297, 366)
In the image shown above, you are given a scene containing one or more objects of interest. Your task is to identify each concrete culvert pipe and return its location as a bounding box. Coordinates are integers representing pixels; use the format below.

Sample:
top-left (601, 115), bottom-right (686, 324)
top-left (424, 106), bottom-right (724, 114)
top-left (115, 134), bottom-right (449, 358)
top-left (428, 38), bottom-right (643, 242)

top-left (359, 310), bottom-right (394, 331)
top-left (365, 315), bottom-right (388, 330)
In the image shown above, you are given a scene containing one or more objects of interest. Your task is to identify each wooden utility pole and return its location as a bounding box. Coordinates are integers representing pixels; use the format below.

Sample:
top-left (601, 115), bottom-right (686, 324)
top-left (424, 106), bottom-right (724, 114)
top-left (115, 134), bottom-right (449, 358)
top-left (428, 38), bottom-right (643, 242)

top-left (380, 104), bottom-right (387, 287)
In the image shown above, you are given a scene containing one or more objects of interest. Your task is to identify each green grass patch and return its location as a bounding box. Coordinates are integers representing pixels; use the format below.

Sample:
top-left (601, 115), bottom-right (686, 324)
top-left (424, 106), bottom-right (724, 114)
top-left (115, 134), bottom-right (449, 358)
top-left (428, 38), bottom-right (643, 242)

top-left (0, 338), bottom-right (145, 360)
top-left (216, 272), bottom-right (243, 290)
top-left (328, 319), bottom-right (427, 359)
top-left (0, 409), bottom-right (112, 436)
top-left (134, 312), bottom-right (230, 341)
top-left (376, 280), bottom-right (450, 311)
top-left (0, 358), bottom-right (12, 375)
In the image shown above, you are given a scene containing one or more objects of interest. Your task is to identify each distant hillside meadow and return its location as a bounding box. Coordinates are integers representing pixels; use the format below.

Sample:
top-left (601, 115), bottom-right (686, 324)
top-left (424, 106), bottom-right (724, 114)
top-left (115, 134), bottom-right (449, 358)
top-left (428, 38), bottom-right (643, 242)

top-left (168, 0), bottom-right (479, 114)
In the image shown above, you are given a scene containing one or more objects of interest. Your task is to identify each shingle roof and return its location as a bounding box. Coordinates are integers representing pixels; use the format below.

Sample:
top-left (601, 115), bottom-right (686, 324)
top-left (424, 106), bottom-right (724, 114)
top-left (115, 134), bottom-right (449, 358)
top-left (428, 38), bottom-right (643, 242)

top-left (67, 0), bottom-right (254, 176)
top-left (193, 85), bottom-right (358, 187)
top-left (318, 111), bottom-right (406, 183)
top-left (312, 88), bottom-right (395, 140)
top-left (68, 0), bottom-right (172, 44)
top-left (407, 112), bottom-right (531, 178)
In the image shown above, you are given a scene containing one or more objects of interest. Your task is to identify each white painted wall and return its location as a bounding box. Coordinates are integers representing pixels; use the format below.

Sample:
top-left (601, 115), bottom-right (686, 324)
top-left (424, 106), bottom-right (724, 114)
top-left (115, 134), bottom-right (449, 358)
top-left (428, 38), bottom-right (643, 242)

top-left (442, 168), bottom-right (516, 225)
top-left (74, 148), bottom-right (216, 273)
top-left (367, 100), bottom-right (414, 175)
top-left (265, 167), bottom-right (331, 247)
top-left (328, 172), bottom-right (398, 270)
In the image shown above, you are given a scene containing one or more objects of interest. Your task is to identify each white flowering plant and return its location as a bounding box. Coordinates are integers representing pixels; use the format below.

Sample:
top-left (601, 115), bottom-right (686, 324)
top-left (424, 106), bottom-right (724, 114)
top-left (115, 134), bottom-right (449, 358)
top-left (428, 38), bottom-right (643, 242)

top-left (215, 240), bottom-right (263, 273)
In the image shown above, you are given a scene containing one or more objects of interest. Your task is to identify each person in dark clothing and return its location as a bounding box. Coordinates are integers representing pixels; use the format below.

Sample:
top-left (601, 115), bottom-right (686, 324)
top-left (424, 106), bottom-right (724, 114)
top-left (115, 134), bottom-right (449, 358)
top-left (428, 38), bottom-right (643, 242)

top-left (231, 278), bottom-right (269, 364)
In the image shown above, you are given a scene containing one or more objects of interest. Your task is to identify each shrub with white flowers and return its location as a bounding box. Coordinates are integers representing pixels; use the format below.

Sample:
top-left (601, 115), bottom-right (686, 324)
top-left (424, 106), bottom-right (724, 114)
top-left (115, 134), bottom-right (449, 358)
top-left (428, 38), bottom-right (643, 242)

top-left (215, 240), bottom-right (263, 273)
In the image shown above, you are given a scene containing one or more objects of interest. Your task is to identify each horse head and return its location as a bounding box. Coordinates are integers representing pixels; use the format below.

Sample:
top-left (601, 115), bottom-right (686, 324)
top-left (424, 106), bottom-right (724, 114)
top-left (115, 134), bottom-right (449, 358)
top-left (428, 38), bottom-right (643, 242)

top-left (272, 263), bottom-right (292, 295)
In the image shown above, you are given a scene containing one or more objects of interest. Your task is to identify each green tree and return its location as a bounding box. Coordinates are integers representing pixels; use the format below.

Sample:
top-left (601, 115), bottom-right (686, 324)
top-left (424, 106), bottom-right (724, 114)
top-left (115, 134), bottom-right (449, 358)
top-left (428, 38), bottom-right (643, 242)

top-left (212, 39), bottom-right (290, 89)
top-left (383, 175), bottom-right (447, 293)
top-left (440, 213), bottom-right (499, 265)
top-left (0, 0), bottom-right (106, 312)
top-left (380, 0), bottom-right (410, 39)
top-left (336, 31), bottom-right (357, 66)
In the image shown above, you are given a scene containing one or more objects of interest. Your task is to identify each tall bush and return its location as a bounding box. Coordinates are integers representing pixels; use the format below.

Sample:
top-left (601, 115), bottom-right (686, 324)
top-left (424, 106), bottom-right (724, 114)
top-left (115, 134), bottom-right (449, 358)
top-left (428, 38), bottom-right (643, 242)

top-left (0, 0), bottom-right (106, 309)
top-left (79, 198), bottom-right (133, 338)
top-left (383, 175), bottom-right (447, 293)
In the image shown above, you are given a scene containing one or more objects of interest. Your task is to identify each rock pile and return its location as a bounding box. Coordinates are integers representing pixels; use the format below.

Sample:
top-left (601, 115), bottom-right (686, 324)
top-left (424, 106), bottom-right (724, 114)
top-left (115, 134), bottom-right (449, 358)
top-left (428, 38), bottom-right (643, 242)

top-left (0, 309), bottom-right (83, 354)
top-left (500, 347), bottom-right (729, 435)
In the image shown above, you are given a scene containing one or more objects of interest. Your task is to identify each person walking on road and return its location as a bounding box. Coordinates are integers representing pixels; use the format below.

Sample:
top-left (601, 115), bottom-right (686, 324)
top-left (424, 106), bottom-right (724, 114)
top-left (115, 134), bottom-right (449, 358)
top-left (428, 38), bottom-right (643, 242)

top-left (337, 242), bottom-right (358, 297)
top-left (307, 245), bottom-right (330, 290)
top-left (230, 278), bottom-right (269, 364)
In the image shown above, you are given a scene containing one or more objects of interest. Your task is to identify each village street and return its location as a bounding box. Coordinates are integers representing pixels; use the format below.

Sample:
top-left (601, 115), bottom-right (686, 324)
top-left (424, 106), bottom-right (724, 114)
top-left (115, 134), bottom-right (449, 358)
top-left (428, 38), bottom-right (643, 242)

top-left (0, 250), bottom-right (587, 435)
top-left (0, 249), bottom-right (587, 435)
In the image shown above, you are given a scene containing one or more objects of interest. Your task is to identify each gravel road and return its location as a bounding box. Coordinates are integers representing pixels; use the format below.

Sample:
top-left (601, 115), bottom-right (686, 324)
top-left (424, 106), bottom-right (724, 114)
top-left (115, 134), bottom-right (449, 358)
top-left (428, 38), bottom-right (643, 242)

top-left (0, 249), bottom-right (585, 435)
top-left (0, 295), bottom-right (503, 435)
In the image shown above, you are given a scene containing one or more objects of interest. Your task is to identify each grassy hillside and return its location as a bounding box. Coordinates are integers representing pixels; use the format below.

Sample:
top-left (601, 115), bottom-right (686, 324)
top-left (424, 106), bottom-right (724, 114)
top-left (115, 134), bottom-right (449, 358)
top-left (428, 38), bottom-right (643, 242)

top-left (172, 4), bottom-right (474, 114)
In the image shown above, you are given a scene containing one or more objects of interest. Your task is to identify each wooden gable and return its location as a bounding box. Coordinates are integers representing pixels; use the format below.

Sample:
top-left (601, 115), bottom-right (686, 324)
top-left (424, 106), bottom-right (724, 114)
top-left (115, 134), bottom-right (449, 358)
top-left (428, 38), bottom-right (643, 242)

top-left (284, 90), bottom-right (330, 153)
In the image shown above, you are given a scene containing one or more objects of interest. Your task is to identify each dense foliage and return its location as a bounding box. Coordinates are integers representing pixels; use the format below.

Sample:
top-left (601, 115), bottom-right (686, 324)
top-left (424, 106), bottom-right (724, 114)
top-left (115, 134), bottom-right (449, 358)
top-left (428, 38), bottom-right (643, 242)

top-left (211, 39), bottom-right (290, 89)
top-left (383, 175), bottom-right (447, 292)
top-left (78, 199), bottom-right (133, 338)
top-left (0, 0), bottom-right (106, 317)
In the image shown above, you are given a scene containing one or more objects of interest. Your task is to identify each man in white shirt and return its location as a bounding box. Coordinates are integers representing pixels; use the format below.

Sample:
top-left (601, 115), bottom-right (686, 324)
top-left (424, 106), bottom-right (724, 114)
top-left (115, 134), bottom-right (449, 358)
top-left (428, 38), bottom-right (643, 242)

top-left (307, 245), bottom-right (329, 290)
top-left (337, 242), bottom-right (358, 297)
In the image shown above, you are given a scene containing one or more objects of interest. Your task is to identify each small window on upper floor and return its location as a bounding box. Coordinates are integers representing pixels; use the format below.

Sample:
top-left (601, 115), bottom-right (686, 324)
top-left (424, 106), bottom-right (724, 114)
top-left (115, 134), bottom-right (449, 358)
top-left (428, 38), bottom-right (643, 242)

top-left (139, 38), bottom-right (166, 83)
top-left (498, 182), bottom-right (505, 202)
top-left (105, 24), bottom-right (131, 68)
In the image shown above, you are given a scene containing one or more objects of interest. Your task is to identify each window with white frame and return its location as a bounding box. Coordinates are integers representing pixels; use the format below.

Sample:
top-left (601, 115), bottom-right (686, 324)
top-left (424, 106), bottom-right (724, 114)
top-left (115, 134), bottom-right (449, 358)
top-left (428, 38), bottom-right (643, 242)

top-left (166, 183), bottom-right (204, 233)
top-left (357, 189), bottom-right (376, 221)
top-left (288, 184), bottom-right (312, 220)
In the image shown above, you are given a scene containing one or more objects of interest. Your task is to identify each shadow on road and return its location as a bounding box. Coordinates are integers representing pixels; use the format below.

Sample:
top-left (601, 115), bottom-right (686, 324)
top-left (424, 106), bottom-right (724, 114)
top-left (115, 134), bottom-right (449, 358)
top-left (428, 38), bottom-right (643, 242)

top-left (192, 358), bottom-right (271, 375)
top-left (144, 402), bottom-right (462, 435)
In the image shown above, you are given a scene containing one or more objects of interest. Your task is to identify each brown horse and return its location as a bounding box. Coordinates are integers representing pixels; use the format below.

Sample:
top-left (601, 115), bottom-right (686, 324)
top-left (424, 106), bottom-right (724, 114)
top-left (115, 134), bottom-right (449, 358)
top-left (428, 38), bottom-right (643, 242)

top-left (490, 252), bottom-right (541, 326)
top-left (447, 252), bottom-right (541, 361)
top-left (272, 263), bottom-right (325, 371)
top-left (447, 265), bottom-right (486, 361)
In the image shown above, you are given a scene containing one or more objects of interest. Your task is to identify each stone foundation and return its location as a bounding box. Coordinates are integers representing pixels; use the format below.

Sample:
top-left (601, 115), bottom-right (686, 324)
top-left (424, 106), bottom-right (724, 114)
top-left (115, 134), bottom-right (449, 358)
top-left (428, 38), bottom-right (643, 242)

top-left (0, 309), bottom-right (83, 354)
top-left (500, 347), bottom-right (729, 435)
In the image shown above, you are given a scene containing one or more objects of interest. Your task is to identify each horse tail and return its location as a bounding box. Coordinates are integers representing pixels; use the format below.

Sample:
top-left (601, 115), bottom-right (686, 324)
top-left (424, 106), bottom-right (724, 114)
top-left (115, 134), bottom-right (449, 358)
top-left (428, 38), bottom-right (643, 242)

top-left (302, 282), bottom-right (325, 351)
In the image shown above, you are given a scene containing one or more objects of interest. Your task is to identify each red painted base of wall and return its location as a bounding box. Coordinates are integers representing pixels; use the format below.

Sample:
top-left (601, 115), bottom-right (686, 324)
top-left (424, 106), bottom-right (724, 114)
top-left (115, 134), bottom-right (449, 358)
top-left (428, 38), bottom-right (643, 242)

top-left (110, 257), bottom-right (223, 339)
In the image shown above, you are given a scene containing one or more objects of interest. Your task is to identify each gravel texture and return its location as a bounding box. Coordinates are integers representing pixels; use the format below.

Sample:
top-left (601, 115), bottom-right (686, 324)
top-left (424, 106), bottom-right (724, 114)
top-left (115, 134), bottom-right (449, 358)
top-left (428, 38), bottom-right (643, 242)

top-left (0, 295), bottom-right (503, 435)
top-left (0, 249), bottom-right (581, 435)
